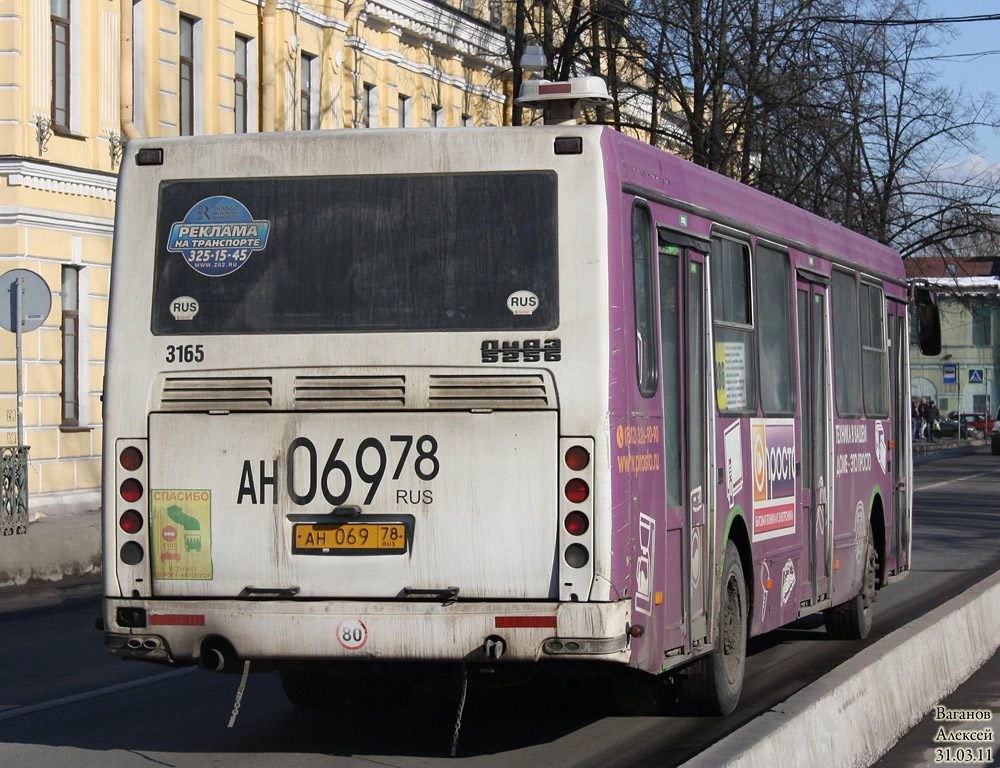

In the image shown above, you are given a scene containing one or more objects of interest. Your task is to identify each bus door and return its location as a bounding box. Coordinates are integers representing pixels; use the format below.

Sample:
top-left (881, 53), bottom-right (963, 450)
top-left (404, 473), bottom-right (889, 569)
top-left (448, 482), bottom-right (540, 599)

top-left (658, 232), bottom-right (710, 646)
top-left (796, 275), bottom-right (831, 605)
top-left (889, 301), bottom-right (910, 574)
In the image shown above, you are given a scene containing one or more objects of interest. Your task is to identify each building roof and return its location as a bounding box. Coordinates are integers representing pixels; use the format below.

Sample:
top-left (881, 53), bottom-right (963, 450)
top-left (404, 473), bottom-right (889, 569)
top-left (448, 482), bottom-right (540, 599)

top-left (905, 255), bottom-right (999, 279)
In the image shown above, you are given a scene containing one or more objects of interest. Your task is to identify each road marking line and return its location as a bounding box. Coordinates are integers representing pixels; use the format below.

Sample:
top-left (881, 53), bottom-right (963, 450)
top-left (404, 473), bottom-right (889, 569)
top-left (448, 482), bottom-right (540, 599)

top-left (917, 466), bottom-right (1000, 492)
top-left (0, 668), bottom-right (195, 722)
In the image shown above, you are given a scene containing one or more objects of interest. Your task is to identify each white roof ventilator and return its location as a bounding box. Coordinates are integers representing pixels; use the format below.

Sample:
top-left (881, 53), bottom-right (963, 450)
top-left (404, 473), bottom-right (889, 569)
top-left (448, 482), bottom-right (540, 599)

top-left (515, 77), bottom-right (612, 126)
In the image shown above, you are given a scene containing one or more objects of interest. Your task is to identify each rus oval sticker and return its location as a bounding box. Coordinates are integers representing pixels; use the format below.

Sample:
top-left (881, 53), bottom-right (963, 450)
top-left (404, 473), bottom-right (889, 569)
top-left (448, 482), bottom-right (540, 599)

top-left (507, 290), bottom-right (539, 315)
top-left (170, 296), bottom-right (200, 320)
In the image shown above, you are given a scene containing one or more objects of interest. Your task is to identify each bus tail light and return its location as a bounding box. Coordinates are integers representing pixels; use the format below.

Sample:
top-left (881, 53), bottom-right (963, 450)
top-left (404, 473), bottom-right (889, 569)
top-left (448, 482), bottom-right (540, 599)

top-left (564, 544), bottom-right (589, 568)
top-left (564, 445), bottom-right (590, 471)
top-left (564, 511), bottom-right (589, 536)
top-left (565, 478), bottom-right (589, 503)
top-left (116, 439), bottom-right (150, 581)
top-left (119, 446), bottom-right (144, 471)
top-left (120, 509), bottom-right (144, 534)
top-left (120, 478), bottom-right (144, 503)
top-left (559, 438), bottom-right (595, 599)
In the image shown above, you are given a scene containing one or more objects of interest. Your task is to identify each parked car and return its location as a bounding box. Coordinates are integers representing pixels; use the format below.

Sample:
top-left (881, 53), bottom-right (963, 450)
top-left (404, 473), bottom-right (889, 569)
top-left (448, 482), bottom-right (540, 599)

top-left (936, 417), bottom-right (974, 439)
top-left (949, 413), bottom-right (995, 439)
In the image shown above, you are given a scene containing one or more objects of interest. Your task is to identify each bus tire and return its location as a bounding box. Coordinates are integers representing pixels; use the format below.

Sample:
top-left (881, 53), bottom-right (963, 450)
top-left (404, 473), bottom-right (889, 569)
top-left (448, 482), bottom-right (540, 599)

top-left (677, 539), bottom-right (746, 716)
top-left (823, 524), bottom-right (877, 640)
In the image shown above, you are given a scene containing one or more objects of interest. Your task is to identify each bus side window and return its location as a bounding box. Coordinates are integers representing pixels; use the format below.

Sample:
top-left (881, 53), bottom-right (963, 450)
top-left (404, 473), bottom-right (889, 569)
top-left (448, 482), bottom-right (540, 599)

top-left (832, 269), bottom-right (863, 418)
top-left (711, 236), bottom-right (756, 413)
top-left (861, 281), bottom-right (888, 418)
top-left (756, 244), bottom-right (794, 416)
top-left (632, 202), bottom-right (658, 398)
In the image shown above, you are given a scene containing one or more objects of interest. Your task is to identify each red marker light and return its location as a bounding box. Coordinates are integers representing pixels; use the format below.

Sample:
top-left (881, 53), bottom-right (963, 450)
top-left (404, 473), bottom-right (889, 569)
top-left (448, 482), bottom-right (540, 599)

top-left (119, 446), bottom-right (143, 471)
top-left (564, 446), bottom-right (590, 471)
top-left (564, 511), bottom-right (589, 536)
top-left (564, 479), bottom-right (589, 503)
top-left (120, 478), bottom-right (143, 503)
top-left (119, 509), bottom-right (144, 534)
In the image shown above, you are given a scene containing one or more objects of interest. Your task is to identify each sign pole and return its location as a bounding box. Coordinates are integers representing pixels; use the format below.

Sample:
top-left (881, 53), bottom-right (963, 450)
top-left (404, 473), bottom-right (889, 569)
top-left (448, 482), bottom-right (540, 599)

top-left (14, 276), bottom-right (23, 447)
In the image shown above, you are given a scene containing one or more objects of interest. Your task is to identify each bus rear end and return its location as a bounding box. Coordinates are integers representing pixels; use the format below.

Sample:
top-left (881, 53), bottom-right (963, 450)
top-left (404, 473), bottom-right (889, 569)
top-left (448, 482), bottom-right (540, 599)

top-left (102, 127), bottom-right (627, 689)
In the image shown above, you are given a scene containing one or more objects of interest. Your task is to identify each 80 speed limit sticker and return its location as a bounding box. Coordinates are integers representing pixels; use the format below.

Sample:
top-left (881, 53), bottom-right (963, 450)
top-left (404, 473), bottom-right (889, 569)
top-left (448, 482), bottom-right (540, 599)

top-left (337, 618), bottom-right (368, 650)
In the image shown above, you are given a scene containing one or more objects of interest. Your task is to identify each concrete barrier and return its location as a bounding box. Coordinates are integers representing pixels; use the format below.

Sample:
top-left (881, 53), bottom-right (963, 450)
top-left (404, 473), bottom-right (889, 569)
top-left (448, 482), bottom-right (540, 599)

top-left (681, 568), bottom-right (1000, 768)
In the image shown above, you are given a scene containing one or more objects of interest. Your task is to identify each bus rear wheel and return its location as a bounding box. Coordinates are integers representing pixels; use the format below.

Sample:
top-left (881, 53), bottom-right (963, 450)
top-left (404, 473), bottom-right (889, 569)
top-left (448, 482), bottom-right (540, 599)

top-left (677, 540), bottom-right (746, 716)
top-left (823, 524), bottom-right (877, 640)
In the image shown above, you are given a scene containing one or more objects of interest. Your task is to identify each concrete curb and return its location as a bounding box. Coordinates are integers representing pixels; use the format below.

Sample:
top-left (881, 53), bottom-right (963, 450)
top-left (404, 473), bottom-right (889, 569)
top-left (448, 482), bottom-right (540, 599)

top-left (0, 508), bottom-right (101, 588)
top-left (680, 568), bottom-right (1000, 768)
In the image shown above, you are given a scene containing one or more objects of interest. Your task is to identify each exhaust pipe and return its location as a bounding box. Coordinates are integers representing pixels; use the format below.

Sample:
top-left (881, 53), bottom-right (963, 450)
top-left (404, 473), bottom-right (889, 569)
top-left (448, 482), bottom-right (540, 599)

top-left (198, 637), bottom-right (240, 673)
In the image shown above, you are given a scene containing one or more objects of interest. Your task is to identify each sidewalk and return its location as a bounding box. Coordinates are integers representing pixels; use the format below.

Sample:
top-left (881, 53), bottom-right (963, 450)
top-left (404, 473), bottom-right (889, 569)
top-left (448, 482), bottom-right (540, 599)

top-left (911, 435), bottom-right (986, 458)
top-left (0, 507), bottom-right (101, 590)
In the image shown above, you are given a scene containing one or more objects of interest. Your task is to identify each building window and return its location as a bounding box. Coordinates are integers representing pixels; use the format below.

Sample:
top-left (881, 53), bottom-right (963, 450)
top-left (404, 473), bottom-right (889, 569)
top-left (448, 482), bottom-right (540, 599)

top-left (432, 105), bottom-right (444, 127)
top-left (51, 0), bottom-right (70, 129)
top-left (462, 113), bottom-right (472, 127)
top-left (300, 52), bottom-right (316, 130)
top-left (179, 15), bottom-right (196, 135)
top-left (61, 266), bottom-right (80, 427)
top-left (235, 35), bottom-right (248, 133)
top-left (362, 83), bottom-right (377, 128)
top-left (398, 94), bottom-right (411, 127)
top-left (973, 306), bottom-right (992, 347)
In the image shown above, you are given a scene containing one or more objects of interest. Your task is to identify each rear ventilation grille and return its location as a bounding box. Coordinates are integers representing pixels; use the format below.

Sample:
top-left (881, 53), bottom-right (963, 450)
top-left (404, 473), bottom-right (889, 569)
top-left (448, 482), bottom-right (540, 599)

top-left (155, 370), bottom-right (555, 411)
top-left (428, 374), bottom-right (549, 409)
top-left (160, 377), bottom-right (272, 411)
top-left (294, 375), bottom-right (407, 409)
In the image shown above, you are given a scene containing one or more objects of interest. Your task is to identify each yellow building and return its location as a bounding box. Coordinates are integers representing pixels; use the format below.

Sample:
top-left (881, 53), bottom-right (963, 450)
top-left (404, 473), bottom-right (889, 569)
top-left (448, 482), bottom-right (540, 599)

top-left (1, 0), bottom-right (511, 517)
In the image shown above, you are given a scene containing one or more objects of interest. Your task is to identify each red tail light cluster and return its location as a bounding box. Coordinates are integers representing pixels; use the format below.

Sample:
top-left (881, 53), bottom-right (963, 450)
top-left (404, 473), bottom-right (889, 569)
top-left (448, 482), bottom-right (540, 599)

top-left (116, 441), bottom-right (148, 569)
top-left (559, 439), bottom-right (595, 600)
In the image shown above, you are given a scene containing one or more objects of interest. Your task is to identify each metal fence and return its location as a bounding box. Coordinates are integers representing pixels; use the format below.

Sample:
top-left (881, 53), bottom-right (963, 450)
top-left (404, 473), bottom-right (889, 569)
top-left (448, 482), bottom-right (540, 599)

top-left (1, 446), bottom-right (28, 536)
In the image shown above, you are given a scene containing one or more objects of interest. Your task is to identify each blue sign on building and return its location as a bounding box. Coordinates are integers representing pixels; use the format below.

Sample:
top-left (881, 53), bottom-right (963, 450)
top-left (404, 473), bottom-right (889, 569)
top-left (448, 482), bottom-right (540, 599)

top-left (943, 364), bottom-right (957, 384)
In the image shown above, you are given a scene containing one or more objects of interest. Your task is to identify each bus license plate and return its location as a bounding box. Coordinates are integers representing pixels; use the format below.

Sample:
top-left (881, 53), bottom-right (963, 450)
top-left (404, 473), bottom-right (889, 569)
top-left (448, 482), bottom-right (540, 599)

top-left (293, 523), bottom-right (407, 555)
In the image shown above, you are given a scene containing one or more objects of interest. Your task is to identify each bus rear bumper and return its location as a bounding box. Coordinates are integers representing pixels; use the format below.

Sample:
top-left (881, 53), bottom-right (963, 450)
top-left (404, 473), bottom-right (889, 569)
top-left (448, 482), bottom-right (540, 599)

top-left (103, 597), bottom-right (633, 667)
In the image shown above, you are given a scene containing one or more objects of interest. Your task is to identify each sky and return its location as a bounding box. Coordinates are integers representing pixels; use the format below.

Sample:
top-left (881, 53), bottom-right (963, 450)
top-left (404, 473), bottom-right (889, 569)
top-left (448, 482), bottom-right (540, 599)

top-left (921, 1), bottom-right (1000, 165)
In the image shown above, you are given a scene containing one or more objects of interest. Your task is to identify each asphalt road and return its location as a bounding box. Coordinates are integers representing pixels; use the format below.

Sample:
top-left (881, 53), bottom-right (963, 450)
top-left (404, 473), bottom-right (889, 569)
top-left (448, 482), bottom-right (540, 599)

top-left (1, 448), bottom-right (998, 768)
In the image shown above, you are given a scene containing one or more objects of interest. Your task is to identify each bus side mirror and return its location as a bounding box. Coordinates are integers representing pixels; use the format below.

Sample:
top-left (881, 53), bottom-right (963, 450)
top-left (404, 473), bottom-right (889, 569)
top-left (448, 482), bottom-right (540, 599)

top-left (913, 287), bottom-right (941, 356)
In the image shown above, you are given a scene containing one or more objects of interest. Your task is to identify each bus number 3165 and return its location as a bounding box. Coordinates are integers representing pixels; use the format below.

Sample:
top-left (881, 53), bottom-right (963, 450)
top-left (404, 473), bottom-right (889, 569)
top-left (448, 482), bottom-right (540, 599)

top-left (286, 435), bottom-right (439, 506)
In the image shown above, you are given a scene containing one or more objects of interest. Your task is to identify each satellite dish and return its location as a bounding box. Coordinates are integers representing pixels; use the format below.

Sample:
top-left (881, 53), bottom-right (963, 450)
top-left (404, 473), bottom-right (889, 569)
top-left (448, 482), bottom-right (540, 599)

top-left (0, 269), bottom-right (52, 333)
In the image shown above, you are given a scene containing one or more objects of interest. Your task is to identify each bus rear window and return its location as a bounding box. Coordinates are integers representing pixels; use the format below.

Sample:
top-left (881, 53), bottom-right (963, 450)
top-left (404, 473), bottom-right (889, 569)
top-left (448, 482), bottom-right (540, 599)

top-left (151, 172), bottom-right (558, 334)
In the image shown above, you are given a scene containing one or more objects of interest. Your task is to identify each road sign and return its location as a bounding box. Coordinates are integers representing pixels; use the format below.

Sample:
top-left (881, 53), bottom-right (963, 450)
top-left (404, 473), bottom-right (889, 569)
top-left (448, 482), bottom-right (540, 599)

top-left (0, 269), bottom-right (51, 333)
top-left (968, 368), bottom-right (986, 385)
top-left (943, 364), bottom-right (957, 384)
top-left (0, 269), bottom-right (52, 449)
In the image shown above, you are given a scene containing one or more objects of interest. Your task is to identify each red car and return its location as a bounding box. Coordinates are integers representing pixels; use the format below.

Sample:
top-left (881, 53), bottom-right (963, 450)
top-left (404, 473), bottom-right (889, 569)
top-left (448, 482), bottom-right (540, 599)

top-left (952, 413), bottom-right (995, 439)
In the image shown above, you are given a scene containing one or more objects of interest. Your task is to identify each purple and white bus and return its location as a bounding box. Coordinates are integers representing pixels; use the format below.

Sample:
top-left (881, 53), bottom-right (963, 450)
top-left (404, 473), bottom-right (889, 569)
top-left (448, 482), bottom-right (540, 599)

top-left (103, 94), bottom-right (937, 714)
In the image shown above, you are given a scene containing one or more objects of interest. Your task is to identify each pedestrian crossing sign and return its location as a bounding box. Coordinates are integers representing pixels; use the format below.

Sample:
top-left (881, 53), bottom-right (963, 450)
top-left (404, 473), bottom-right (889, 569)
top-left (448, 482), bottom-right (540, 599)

top-left (969, 368), bottom-right (985, 385)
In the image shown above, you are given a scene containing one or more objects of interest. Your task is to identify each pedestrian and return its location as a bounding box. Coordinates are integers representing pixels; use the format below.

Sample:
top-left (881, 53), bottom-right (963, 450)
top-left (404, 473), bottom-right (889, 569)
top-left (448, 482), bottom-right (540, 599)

top-left (911, 398), bottom-right (920, 441)
top-left (918, 398), bottom-right (930, 440)
top-left (928, 399), bottom-right (941, 442)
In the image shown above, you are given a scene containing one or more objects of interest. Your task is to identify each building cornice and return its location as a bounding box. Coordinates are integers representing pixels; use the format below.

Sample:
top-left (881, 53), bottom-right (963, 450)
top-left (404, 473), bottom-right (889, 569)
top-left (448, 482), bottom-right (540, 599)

top-left (361, 0), bottom-right (507, 65)
top-left (0, 206), bottom-right (115, 237)
top-left (0, 158), bottom-right (118, 202)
